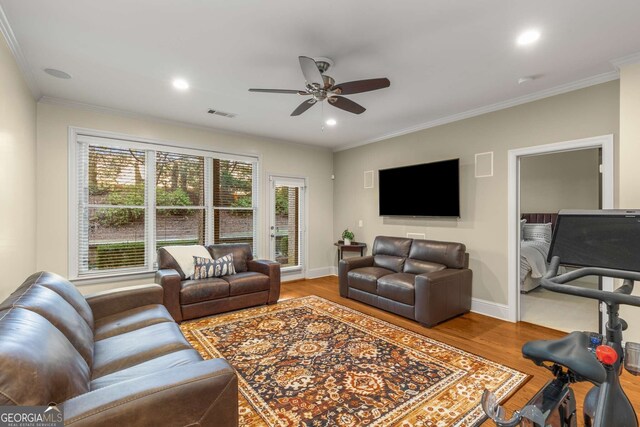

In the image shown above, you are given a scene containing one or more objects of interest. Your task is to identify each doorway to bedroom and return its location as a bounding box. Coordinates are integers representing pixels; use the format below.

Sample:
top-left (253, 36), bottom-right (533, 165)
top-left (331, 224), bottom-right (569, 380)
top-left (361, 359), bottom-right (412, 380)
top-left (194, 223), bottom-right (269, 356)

top-left (507, 135), bottom-right (614, 334)
top-left (519, 148), bottom-right (601, 332)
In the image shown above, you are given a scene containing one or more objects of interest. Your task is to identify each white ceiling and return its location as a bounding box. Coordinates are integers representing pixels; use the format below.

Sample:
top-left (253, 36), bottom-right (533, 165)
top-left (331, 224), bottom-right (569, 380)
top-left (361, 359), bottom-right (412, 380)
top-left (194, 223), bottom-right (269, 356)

top-left (2, 0), bottom-right (640, 150)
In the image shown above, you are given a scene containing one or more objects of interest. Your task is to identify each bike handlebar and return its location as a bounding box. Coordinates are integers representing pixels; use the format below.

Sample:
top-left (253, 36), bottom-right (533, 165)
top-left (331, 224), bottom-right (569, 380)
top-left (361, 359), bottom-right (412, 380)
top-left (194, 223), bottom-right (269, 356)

top-left (539, 256), bottom-right (640, 307)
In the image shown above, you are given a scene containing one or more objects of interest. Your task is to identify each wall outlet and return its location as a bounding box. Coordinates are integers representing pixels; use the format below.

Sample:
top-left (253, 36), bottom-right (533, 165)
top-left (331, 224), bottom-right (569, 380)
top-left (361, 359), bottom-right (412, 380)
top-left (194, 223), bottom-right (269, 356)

top-left (358, 220), bottom-right (363, 227)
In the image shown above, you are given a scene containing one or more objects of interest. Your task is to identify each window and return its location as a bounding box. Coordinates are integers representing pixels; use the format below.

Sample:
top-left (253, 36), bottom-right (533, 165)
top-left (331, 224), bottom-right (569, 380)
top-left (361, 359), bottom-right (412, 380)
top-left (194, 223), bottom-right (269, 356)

top-left (213, 159), bottom-right (255, 247)
top-left (71, 133), bottom-right (258, 279)
top-left (155, 152), bottom-right (207, 251)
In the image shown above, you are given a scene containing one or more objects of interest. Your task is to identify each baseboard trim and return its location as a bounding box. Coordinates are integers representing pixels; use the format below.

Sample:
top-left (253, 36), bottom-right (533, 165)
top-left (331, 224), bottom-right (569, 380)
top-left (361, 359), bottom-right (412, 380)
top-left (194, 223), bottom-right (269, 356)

top-left (306, 266), bottom-right (338, 279)
top-left (471, 298), bottom-right (511, 321)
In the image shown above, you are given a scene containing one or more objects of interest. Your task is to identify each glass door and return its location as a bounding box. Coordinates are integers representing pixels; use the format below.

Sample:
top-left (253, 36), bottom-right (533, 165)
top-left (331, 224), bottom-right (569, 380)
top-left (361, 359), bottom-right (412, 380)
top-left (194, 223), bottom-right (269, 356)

top-left (269, 176), bottom-right (305, 271)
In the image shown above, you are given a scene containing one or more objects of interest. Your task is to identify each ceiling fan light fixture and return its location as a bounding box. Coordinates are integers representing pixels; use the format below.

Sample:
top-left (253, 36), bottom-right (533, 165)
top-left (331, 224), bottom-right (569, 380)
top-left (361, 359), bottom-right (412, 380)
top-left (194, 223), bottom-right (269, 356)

top-left (325, 118), bottom-right (337, 126)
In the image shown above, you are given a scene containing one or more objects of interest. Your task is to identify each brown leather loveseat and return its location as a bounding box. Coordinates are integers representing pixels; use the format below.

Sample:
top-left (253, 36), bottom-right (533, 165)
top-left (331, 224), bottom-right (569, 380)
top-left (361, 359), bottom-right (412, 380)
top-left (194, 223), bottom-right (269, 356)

top-left (339, 236), bottom-right (472, 327)
top-left (0, 272), bottom-right (238, 426)
top-left (156, 243), bottom-right (280, 322)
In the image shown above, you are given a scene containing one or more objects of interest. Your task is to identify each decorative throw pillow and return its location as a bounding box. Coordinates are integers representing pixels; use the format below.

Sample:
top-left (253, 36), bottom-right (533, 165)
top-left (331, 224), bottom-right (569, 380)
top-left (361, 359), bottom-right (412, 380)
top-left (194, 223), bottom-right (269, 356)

top-left (191, 253), bottom-right (236, 279)
top-left (520, 219), bottom-right (527, 241)
top-left (523, 222), bottom-right (552, 244)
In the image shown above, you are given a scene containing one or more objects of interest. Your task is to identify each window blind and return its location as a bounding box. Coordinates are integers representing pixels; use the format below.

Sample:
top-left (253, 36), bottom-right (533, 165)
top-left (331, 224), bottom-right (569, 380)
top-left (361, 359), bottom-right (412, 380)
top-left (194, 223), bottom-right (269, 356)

top-left (213, 159), bottom-right (257, 254)
top-left (73, 135), bottom-right (258, 278)
top-left (155, 152), bottom-right (207, 251)
top-left (78, 144), bottom-right (148, 274)
top-left (274, 185), bottom-right (299, 268)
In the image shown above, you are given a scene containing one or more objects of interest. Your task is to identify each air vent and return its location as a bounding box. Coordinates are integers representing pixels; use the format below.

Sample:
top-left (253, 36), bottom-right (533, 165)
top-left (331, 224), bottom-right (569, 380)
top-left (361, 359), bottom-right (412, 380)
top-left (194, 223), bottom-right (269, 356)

top-left (207, 109), bottom-right (236, 118)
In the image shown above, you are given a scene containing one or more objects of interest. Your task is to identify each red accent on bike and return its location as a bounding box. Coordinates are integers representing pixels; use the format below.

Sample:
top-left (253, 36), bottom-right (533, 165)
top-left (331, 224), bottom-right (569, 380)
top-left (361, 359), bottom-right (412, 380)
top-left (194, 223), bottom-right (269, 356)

top-left (596, 345), bottom-right (618, 365)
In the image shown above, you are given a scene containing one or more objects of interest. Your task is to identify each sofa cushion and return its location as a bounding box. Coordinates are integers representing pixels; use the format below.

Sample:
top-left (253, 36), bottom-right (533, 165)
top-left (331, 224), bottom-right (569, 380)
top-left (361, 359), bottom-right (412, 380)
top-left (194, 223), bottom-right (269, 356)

top-left (373, 254), bottom-right (407, 273)
top-left (372, 236), bottom-right (412, 258)
top-left (403, 259), bottom-right (447, 275)
top-left (90, 349), bottom-right (203, 390)
top-left (408, 239), bottom-right (467, 269)
top-left (180, 278), bottom-right (230, 305)
top-left (208, 243), bottom-right (253, 273)
top-left (24, 271), bottom-right (94, 329)
top-left (0, 308), bottom-right (91, 406)
top-left (378, 273), bottom-right (416, 305)
top-left (94, 304), bottom-right (174, 341)
top-left (0, 284), bottom-right (94, 366)
top-left (348, 267), bottom-right (393, 294)
top-left (92, 322), bottom-right (192, 379)
top-left (224, 272), bottom-right (270, 296)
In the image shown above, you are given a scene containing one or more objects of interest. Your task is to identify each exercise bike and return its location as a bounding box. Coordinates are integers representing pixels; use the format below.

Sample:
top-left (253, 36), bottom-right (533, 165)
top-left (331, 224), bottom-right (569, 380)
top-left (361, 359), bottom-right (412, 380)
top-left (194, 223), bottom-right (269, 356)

top-left (482, 210), bottom-right (640, 427)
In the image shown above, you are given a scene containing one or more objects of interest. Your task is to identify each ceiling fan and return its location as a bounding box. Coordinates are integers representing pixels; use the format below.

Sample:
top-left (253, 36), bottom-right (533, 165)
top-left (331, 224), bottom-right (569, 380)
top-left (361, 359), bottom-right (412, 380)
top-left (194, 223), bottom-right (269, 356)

top-left (249, 56), bottom-right (390, 116)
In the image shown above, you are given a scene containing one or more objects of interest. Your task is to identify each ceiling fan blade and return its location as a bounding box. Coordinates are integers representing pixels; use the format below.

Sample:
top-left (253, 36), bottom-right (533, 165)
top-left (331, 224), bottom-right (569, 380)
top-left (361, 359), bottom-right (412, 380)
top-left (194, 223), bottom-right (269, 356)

top-left (328, 96), bottom-right (366, 114)
top-left (291, 99), bottom-right (316, 116)
top-left (298, 56), bottom-right (324, 87)
top-left (332, 78), bottom-right (390, 95)
top-left (249, 88), bottom-right (307, 94)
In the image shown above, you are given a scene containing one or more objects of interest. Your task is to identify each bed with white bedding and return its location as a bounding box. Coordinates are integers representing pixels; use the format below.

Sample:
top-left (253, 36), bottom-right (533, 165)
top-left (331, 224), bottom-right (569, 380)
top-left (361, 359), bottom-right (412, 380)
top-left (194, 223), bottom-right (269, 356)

top-left (520, 213), bottom-right (558, 293)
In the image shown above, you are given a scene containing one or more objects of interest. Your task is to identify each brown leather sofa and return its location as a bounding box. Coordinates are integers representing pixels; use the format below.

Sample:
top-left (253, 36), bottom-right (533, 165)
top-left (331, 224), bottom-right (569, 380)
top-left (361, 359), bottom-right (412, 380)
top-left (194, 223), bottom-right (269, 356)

top-left (0, 272), bottom-right (237, 426)
top-left (156, 243), bottom-right (280, 322)
top-left (339, 236), bottom-right (472, 327)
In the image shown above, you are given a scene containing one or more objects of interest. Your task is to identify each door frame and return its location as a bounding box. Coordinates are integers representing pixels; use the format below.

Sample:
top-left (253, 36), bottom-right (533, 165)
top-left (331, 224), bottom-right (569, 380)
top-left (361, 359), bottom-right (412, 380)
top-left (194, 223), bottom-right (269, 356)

top-left (267, 173), bottom-right (308, 281)
top-left (507, 134), bottom-right (614, 324)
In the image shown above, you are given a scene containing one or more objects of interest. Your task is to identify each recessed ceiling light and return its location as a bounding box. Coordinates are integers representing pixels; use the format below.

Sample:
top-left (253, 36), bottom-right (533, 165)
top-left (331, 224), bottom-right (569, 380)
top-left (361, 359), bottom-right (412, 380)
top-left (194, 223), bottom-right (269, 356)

top-left (325, 118), bottom-right (337, 126)
top-left (44, 68), bottom-right (71, 79)
top-left (172, 78), bottom-right (189, 90)
top-left (517, 30), bottom-right (541, 46)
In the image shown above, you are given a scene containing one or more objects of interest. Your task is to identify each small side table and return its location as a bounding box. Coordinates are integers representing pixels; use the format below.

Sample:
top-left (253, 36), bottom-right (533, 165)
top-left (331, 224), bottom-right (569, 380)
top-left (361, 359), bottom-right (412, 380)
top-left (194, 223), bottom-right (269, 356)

top-left (334, 241), bottom-right (367, 262)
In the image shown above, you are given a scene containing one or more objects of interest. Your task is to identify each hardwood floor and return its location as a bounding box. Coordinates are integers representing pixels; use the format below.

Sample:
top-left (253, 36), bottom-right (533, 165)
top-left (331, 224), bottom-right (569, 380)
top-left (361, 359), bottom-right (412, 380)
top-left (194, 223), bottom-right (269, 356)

top-left (281, 276), bottom-right (640, 426)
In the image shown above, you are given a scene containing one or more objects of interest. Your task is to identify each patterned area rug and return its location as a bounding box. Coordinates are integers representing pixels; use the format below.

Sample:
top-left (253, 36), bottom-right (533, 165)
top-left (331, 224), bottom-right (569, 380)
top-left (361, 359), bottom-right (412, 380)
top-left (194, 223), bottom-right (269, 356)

top-left (180, 296), bottom-right (528, 426)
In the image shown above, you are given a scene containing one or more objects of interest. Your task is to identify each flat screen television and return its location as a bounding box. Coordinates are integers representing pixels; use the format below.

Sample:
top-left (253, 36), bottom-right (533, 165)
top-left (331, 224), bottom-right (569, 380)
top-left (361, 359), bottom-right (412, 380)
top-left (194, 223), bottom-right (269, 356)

top-left (378, 158), bottom-right (460, 217)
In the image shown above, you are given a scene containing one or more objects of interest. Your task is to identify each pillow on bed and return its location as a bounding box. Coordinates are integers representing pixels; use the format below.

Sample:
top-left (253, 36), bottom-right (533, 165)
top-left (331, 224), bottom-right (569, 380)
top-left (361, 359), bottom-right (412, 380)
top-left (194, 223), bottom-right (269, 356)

top-left (520, 219), bottom-right (527, 241)
top-left (523, 222), bottom-right (552, 244)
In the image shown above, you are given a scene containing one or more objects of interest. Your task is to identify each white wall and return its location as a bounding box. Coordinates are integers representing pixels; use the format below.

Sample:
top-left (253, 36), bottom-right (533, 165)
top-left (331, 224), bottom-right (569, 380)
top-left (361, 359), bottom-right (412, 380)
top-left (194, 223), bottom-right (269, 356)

top-left (0, 34), bottom-right (37, 300)
top-left (520, 148), bottom-right (600, 213)
top-left (619, 63), bottom-right (640, 343)
top-left (333, 81), bottom-right (619, 309)
top-left (36, 102), bottom-right (334, 293)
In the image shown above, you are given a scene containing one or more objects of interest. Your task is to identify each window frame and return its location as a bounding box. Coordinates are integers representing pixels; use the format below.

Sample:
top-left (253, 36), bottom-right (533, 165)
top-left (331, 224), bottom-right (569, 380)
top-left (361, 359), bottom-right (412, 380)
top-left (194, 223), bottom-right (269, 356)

top-left (68, 127), bottom-right (260, 281)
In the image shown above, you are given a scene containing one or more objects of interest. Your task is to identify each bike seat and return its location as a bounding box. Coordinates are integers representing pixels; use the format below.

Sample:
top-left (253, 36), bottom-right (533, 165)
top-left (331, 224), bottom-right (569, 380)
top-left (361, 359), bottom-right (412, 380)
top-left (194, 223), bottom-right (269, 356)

top-left (522, 331), bottom-right (606, 384)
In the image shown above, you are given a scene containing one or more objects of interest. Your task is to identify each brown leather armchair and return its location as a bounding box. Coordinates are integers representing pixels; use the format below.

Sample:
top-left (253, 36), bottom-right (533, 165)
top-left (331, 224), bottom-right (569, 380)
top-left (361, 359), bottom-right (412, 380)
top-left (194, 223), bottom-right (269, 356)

top-left (339, 236), bottom-right (472, 327)
top-left (156, 243), bottom-right (281, 322)
top-left (0, 272), bottom-right (238, 427)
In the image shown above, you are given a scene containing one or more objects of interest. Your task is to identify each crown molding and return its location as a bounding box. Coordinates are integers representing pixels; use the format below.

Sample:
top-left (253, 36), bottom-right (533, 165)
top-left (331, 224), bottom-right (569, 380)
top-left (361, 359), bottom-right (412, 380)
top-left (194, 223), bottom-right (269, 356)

top-left (38, 96), bottom-right (328, 151)
top-left (334, 70), bottom-right (620, 152)
top-left (0, 4), bottom-right (41, 99)
top-left (610, 51), bottom-right (640, 69)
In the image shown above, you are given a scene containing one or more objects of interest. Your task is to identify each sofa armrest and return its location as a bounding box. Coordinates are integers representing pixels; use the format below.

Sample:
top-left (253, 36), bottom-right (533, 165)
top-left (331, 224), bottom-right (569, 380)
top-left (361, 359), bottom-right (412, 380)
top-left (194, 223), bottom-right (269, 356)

top-left (338, 256), bottom-right (374, 297)
top-left (62, 358), bottom-right (238, 427)
top-left (155, 269), bottom-right (183, 322)
top-left (247, 259), bottom-right (281, 304)
top-left (414, 268), bottom-right (472, 327)
top-left (85, 284), bottom-right (164, 321)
